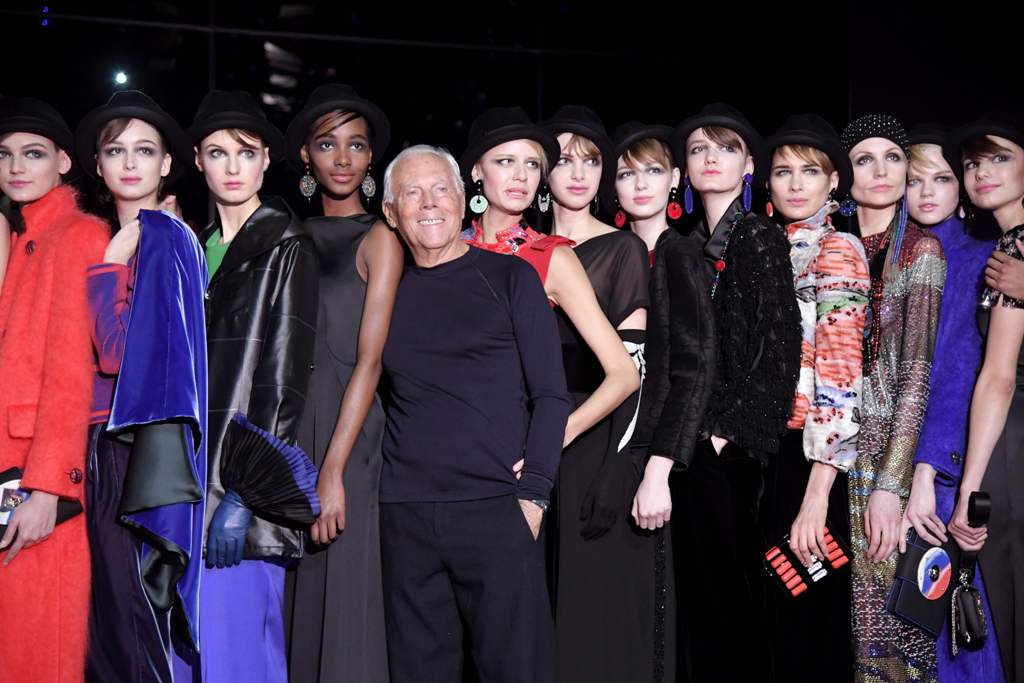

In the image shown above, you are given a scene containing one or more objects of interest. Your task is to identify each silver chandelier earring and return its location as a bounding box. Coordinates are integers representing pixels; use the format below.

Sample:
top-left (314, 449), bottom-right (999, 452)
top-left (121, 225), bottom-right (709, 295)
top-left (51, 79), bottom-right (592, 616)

top-left (361, 165), bottom-right (377, 199)
top-left (299, 164), bottom-right (317, 201)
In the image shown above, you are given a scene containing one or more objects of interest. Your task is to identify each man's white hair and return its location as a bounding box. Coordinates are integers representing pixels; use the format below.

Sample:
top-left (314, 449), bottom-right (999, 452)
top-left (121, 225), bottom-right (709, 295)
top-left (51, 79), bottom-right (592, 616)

top-left (382, 144), bottom-right (465, 205)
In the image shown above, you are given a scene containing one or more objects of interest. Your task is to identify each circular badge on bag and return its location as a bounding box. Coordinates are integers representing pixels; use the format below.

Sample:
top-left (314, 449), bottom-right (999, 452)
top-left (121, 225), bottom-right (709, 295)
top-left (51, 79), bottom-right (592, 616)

top-left (917, 547), bottom-right (952, 600)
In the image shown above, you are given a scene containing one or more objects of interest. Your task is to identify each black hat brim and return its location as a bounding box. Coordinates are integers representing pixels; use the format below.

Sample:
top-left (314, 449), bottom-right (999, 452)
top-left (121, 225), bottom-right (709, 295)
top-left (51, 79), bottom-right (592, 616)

top-left (187, 113), bottom-right (286, 164)
top-left (284, 98), bottom-right (390, 173)
top-left (544, 120), bottom-right (616, 202)
top-left (759, 131), bottom-right (853, 197)
top-left (672, 114), bottom-right (763, 168)
top-left (947, 122), bottom-right (1024, 181)
top-left (459, 124), bottom-right (561, 181)
top-left (75, 104), bottom-right (190, 182)
top-left (0, 116), bottom-right (74, 160)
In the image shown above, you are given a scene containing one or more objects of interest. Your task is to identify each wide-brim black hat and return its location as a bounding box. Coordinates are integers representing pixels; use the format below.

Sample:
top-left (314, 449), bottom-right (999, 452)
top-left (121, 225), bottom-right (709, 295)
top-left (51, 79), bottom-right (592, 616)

top-left (284, 83), bottom-right (390, 172)
top-left (187, 90), bottom-right (286, 163)
top-left (0, 97), bottom-right (74, 159)
top-left (602, 122), bottom-right (675, 213)
top-left (74, 90), bottom-right (190, 182)
top-left (947, 112), bottom-right (1024, 180)
top-left (460, 106), bottom-right (560, 179)
top-left (672, 102), bottom-right (763, 167)
top-left (761, 113), bottom-right (853, 196)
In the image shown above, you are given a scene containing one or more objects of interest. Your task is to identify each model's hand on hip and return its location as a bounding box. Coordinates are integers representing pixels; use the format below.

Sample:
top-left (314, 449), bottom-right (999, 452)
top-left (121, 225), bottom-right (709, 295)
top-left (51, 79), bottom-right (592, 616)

top-left (1, 490), bottom-right (58, 566)
top-left (519, 499), bottom-right (543, 540)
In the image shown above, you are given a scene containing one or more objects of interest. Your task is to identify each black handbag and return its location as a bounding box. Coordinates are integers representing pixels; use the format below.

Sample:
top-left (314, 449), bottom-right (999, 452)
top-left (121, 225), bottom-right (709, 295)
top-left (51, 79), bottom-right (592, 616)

top-left (887, 528), bottom-right (960, 636)
top-left (951, 492), bottom-right (991, 656)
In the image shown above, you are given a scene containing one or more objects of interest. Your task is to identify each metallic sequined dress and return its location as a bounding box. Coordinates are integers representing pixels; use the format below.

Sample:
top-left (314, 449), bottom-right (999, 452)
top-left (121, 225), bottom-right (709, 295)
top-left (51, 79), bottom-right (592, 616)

top-left (848, 220), bottom-right (946, 682)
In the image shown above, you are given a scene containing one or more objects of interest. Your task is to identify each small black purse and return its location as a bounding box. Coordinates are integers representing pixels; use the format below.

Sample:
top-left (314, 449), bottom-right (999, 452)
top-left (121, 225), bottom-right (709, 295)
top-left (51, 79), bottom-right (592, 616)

top-left (951, 492), bottom-right (991, 656)
top-left (887, 528), bottom-right (960, 636)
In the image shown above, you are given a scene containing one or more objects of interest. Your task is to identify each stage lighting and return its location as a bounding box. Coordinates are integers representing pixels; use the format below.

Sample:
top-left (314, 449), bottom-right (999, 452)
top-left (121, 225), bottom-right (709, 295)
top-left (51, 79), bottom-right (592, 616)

top-left (115, 72), bottom-right (128, 85)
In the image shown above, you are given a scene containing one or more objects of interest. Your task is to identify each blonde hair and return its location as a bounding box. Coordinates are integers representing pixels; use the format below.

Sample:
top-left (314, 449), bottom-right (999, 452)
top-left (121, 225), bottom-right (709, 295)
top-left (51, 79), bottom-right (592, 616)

top-left (525, 139), bottom-right (550, 175)
top-left (909, 143), bottom-right (953, 175)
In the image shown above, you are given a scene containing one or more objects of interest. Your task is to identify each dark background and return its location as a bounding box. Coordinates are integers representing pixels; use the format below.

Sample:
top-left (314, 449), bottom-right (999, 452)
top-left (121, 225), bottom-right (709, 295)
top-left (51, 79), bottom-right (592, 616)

top-left (1, 1), bottom-right (1018, 224)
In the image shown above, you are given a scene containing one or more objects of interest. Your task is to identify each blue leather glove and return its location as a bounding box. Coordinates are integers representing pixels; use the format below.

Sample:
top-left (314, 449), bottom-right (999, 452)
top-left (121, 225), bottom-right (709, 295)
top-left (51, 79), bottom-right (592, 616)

top-left (206, 489), bottom-right (252, 569)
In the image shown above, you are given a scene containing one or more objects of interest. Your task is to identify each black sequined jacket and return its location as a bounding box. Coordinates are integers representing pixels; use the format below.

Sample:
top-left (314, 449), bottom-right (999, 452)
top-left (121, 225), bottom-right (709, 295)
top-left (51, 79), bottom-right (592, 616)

top-left (633, 228), bottom-right (716, 469)
top-left (691, 197), bottom-right (802, 458)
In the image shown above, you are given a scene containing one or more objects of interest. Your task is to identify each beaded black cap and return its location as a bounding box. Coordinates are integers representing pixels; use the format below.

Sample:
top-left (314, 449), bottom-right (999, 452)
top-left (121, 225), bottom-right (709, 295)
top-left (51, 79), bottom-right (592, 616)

top-left (840, 114), bottom-right (910, 156)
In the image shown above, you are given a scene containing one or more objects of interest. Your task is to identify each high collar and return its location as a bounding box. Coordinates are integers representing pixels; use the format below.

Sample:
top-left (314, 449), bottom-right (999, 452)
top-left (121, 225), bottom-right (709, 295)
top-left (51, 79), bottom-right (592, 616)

top-left (925, 214), bottom-right (965, 242)
top-left (700, 195), bottom-right (747, 264)
top-left (785, 201), bottom-right (836, 237)
top-left (786, 202), bottom-right (837, 280)
top-left (19, 184), bottom-right (80, 236)
top-left (199, 196), bottom-right (304, 278)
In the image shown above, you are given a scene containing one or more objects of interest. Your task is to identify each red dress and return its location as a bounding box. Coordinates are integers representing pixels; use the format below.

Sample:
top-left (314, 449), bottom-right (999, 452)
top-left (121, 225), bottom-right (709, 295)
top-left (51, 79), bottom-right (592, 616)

top-left (461, 220), bottom-right (573, 285)
top-left (0, 186), bottom-right (108, 682)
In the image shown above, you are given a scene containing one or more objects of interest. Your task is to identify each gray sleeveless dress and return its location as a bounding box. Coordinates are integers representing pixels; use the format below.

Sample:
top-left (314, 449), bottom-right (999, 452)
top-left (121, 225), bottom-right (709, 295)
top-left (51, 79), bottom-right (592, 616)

top-left (285, 214), bottom-right (389, 682)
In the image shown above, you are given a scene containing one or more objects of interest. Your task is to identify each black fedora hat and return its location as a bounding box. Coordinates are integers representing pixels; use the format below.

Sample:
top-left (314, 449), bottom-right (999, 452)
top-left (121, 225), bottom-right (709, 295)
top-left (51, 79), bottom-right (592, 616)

top-left (0, 97), bottom-right (74, 157)
top-left (603, 121), bottom-right (675, 213)
top-left (542, 105), bottom-right (614, 166)
top-left (947, 111), bottom-right (1024, 180)
top-left (284, 83), bottom-right (390, 172)
top-left (761, 113), bottom-right (853, 196)
top-left (610, 121), bottom-right (674, 163)
top-left (74, 90), bottom-right (189, 181)
top-left (672, 103), bottom-right (763, 166)
top-left (187, 90), bottom-right (286, 163)
top-left (460, 106), bottom-right (560, 178)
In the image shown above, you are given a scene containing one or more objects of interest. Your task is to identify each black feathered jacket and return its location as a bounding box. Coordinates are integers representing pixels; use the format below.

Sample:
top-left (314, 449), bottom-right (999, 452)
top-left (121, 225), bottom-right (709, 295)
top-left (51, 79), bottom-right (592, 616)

top-left (200, 197), bottom-right (319, 559)
top-left (633, 228), bottom-right (716, 469)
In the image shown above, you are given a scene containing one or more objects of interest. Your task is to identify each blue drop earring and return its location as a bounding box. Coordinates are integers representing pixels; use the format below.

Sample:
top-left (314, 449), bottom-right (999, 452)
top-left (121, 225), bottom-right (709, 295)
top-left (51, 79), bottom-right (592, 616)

top-left (839, 197), bottom-right (858, 217)
top-left (742, 173), bottom-right (753, 213)
top-left (683, 176), bottom-right (694, 215)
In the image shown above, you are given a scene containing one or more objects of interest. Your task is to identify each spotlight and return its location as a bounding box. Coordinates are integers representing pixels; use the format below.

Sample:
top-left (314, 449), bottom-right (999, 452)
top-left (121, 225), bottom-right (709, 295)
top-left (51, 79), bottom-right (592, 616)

top-left (114, 72), bottom-right (128, 86)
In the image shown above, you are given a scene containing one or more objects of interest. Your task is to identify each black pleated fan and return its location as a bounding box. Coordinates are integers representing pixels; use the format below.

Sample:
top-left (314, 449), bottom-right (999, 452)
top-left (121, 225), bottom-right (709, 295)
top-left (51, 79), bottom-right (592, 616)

top-left (220, 414), bottom-right (320, 527)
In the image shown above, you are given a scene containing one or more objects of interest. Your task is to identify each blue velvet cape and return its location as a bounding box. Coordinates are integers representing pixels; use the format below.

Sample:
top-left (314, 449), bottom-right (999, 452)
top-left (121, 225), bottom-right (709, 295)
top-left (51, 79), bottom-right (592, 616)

top-left (107, 209), bottom-right (208, 651)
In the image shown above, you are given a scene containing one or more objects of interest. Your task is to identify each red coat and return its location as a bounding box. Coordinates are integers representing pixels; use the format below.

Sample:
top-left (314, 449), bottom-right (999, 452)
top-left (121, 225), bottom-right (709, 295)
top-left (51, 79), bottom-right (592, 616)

top-left (0, 185), bottom-right (108, 682)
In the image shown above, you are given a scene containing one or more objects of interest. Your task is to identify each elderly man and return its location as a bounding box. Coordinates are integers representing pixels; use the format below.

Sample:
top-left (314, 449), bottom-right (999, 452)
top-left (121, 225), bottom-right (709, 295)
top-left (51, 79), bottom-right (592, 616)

top-left (379, 145), bottom-right (569, 683)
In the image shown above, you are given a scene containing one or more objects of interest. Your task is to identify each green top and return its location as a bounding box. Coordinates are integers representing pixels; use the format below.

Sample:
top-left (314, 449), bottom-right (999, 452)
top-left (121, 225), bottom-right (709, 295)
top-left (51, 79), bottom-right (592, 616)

top-left (205, 229), bottom-right (231, 279)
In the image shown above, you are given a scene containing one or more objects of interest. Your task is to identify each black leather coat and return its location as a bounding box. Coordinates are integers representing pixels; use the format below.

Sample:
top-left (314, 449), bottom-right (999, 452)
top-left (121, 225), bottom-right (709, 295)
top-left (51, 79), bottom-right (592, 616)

top-left (200, 197), bottom-right (319, 559)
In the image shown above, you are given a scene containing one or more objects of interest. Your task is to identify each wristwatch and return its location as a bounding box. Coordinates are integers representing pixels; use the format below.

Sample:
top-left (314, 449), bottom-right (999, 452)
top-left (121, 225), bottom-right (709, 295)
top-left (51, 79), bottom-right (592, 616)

top-left (527, 498), bottom-right (549, 512)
